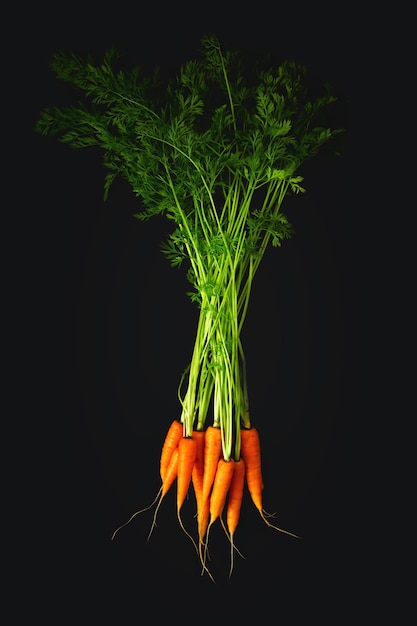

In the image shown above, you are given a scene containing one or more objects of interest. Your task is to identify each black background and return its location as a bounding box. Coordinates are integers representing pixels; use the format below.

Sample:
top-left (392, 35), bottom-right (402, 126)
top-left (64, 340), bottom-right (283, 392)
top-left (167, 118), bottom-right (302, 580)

top-left (15, 4), bottom-right (382, 621)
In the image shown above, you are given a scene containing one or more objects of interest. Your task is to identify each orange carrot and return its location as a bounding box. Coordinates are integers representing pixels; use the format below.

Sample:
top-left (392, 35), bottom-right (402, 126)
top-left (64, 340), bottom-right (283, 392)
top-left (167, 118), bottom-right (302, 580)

top-left (191, 430), bottom-right (205, 509)
top-left (226, 457), bottom-right (246, 538)
top-left (198, 496), bottom-right (210, 544)
top-left (176, 436), bottom-right (198, 514)
top-left (226, 457), bottom-right (246, 578)
top-left (241, 427), bottom-right (300, 539)
top-left (201, 425), bottom-right (222, 505)
top-left (160, 420), bottom-right (183, 482)
top-left (175, 436), bottom-right (199, 553)
top-left (148, 446), bottom-right (179, 541)
top-left (161, 447), bottom-right (179, 498)
top-left (209, 458), bottom-right (235, 525)
top-left (198, 425), bottom-right (222, 547)
top-left (201, 457), bottom-right (235, 580)
top-left (198, 490), bottom-right (215, 582)
top-left (111, 438), bottom-right (180, 542)
top-left (191, 430), bottom-right (209, 543)
top-left (240, 427), bottom-right (264, 514)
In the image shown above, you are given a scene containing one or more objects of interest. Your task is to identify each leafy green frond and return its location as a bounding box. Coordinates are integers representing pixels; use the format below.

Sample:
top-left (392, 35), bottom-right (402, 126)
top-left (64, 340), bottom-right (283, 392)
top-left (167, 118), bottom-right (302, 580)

top-left (36, 33), bottom-right (346, 459)
top-left (35, 34), bottom-right (345, 253)
top-left (248, 210), bottom-right (294, 247)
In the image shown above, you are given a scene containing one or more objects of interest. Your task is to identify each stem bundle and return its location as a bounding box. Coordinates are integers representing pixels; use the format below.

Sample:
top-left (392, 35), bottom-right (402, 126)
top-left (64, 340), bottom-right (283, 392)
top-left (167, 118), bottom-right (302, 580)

top-left (34, 34), bottom-right (344, 465)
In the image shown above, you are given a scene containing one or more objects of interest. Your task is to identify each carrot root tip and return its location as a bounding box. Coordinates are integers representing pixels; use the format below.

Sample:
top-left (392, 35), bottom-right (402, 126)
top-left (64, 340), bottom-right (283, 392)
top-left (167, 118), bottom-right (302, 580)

top-left (260, 512), bottom-right (301, 539)
top-left (110, 487), bottom-right (162, 541)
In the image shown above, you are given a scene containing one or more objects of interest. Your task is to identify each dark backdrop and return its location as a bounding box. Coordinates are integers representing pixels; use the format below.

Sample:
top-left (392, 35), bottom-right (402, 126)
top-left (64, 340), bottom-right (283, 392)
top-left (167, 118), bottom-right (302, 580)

top-left (16, 5), bottom-right (376, 621)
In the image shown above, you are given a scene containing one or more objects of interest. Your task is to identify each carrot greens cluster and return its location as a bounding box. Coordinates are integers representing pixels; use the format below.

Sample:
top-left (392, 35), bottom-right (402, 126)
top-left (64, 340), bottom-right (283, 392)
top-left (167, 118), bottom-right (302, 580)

top-left (35, 35), bottom-right (343, 576)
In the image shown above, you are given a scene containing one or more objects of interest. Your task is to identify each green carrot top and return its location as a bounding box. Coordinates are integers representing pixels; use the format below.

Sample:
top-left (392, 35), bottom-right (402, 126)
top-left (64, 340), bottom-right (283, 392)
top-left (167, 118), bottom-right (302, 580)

top-left (35, 34), bottom-right (344, 454)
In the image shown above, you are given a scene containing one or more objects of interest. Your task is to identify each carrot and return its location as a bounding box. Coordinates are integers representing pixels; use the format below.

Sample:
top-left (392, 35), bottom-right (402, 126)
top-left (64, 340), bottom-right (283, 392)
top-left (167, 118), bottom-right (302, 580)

top-left (112, 423), bottom-right (182, 541)
top-left (191, 430), bottom-right (209, 543)
top-left (198, 496), bottom-right (210, 544)
top-left (225, 457), bottom-right (246, 578)
top-left (240, 427), bottom-right (264, 514)
top-left (160, 420), bottom-right (183, 481)
top-left (200, 458), bottom-right (235, 577)
top-left (161, 447), bottom-right (180, 498)
top-left (191, 430), bottom-right (205, 510)
top-left (201, 425), bottom-right (222, 506)
top-left (226, 457), bottom-right (246, 537)
top-left (174, 436), bottom-right (199, 553)
top-left (198, 425), bottom-right (222, 547)
top-left (190, 431), bottom-right (206, 548)
top-left (176, 436), bottom-right (198, 514)
top-left (199, 457), bottom-right (234, 579)
top-left (241, 427), bottom-right (300, 539)
top-left (148, 447), bottom-right (179, 541)
top-left (209, 458), bottom-right (235, 525)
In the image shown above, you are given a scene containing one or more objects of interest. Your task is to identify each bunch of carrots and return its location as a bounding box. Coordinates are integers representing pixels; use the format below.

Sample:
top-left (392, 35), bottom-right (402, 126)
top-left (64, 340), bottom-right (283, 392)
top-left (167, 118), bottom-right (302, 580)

top-left (35, 35), bottom-right (343, 580)
top-left (112, 419), bottom-right (299, 579)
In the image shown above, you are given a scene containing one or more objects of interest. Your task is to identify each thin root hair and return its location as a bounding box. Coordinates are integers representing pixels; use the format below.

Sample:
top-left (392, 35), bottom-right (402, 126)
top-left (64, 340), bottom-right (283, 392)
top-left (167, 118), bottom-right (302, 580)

top-left (110, 488), bottom-right (162, 541)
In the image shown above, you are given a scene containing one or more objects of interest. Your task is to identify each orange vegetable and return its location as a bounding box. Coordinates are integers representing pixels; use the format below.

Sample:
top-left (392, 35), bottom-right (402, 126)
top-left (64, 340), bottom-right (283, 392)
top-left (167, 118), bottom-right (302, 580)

top-left (161, 446), bottom-right (180, 498)
top-left (147, 446), bottom-right (179, 541)
top-left (159, 420), bottom-right (183, 481)
top-left (201, 425), bottom-right (222, 506)
top-left (241, 427), bottom-right (300, 539)
top-left (209, 458), bottom-right (235, 525)
top-left (240, 427), bottom-right (264, 514)
top-left (174, 436), bottom-right (198, 553)
top-left (191, 430), bottom-right (205, 509)
top-left (200, 457), bottom-right (235, 578)
top-left (176, 436), bottom-right (198, 514)
top-left (111, 427), bottom-right (181, 541)
top-left (198, 496), bottom-right (210, 545)
top-left (226, 457), bottom-right (246, 538)
top-left (226, 457), bottom-right (246, 578)
top-left (197, 425), bottom-right (222, 548)
top-left (191, 430), bottom-right (209, 546)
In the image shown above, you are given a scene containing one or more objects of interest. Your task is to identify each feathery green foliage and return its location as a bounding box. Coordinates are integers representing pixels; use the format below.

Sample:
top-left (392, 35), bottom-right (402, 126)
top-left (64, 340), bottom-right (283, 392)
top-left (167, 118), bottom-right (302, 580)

top-left (35, 35), bottom-right (344, 457)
